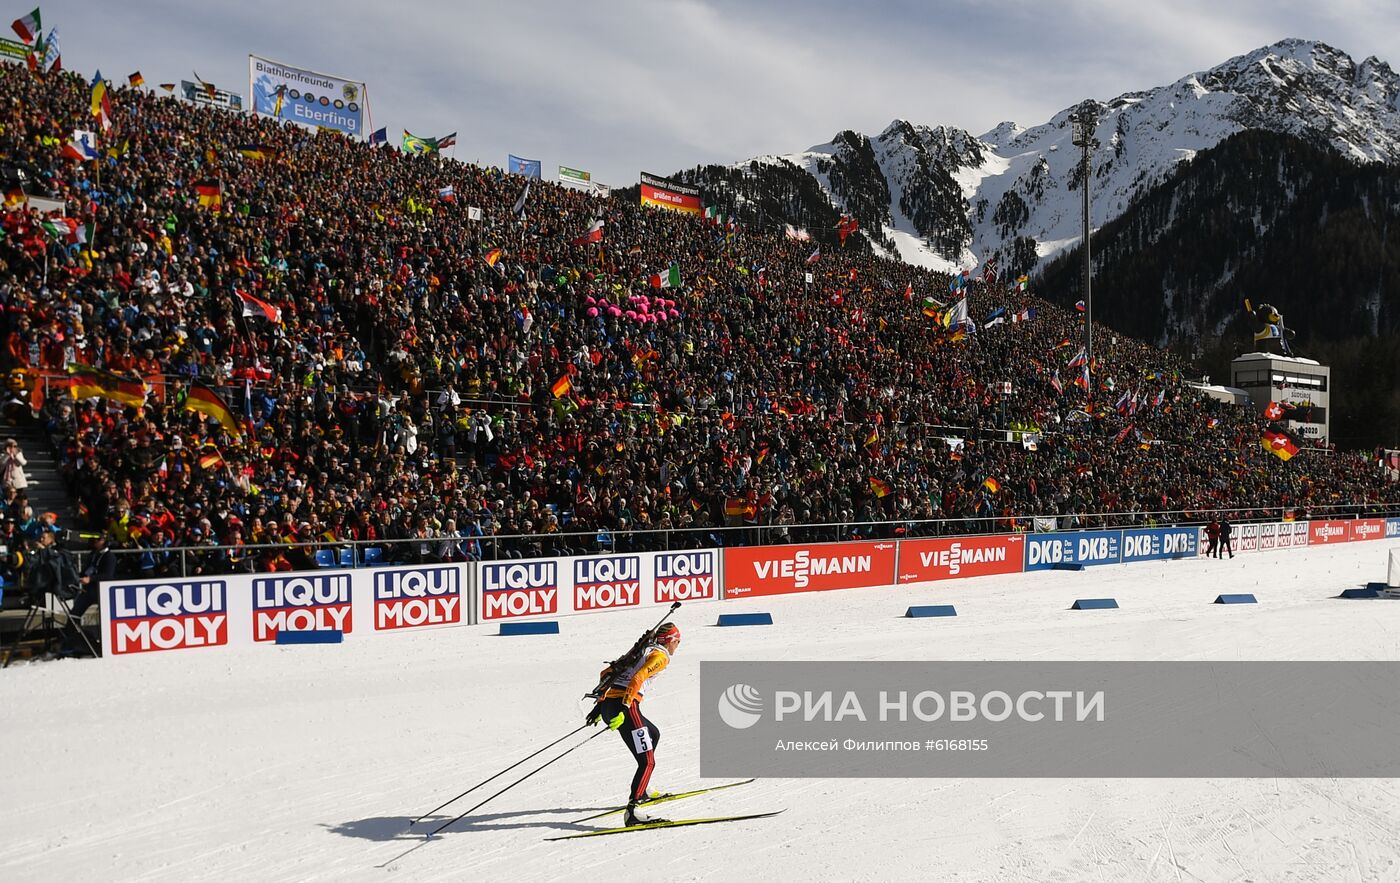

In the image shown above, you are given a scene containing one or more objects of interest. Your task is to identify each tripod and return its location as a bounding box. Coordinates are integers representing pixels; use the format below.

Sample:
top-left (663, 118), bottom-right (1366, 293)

top-left (1, 590), bottom-right (99, 667)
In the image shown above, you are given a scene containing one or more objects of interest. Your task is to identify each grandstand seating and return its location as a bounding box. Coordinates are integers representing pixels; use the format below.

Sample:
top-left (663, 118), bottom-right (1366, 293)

top-left (0, 66), bottom-right (1394, 577)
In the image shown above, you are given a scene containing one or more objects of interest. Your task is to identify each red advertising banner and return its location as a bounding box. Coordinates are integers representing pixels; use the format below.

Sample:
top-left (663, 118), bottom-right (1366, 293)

top-left (724, 541), bottom-right (897, 598)
top-left (1309, 520), bottom-right (1351, 545)
top-left (1349, 518), bottom-right (1386, 542)
top-left (897, 535), bottom-right (1024, 583)
top-left (639, 171), bottom-right (702, 215)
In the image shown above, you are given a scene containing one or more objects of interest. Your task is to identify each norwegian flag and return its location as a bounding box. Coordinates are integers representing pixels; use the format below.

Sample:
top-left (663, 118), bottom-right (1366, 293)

top-left (981, 257), bottom-right (999, 285)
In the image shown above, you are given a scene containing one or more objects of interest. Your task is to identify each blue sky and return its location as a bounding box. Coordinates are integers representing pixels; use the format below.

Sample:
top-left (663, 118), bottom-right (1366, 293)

top-left (34, 0), bottom-right (1400, 185)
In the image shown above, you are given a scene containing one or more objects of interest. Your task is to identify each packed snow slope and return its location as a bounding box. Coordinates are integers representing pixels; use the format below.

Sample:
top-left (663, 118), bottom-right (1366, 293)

top-left (3, 541), bottom-right (1400, 883)
top-left (726, 39), bottom-right (1400, 270)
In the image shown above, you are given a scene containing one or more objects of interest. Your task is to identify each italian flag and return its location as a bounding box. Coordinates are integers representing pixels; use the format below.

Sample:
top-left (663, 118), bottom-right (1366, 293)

top-left (648, 263), bottom-right (681, 289)
top-left (11, 8), bottom-right (39, 44)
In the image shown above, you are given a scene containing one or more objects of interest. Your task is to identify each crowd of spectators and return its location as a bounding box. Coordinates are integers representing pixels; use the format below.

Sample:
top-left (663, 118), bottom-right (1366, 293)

top-left (0, 67), bottom-right (1395, 576)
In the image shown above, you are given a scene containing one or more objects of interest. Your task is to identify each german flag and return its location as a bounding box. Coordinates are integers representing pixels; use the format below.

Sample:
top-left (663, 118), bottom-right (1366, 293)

top-left (237, 144), bottom-right (275, 161)
top-left (1261, 430), bottom-right (1299, 461)
top-left (864, 427), bottom-right (879, 448)
top-left (551, 374), bottom-right (572, 399)
top-left (67, 364), bottom-right (147, 407)
top-left (869, 477), bottom-right (892, 498)
top-left (128, 71), bottom-right (144, 88)
top-left (484, 247), bottom-right (503, 268)
top-left (159, 82), bottom-right (175, 92)
top-left (184, 381), bottom-right (241, 438)
top-left (198, 449), bottom-right (225, 470)
top-left (724, 497), bottom-right (748, 518)
top-left (982, 477), bottom-right (1001, 494)
top-left (195, 180), bottom-right (222, 211)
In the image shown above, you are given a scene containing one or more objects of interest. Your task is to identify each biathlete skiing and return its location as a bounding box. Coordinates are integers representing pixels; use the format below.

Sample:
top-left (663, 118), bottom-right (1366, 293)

top-left (586, 621), bottom-right (682, 827)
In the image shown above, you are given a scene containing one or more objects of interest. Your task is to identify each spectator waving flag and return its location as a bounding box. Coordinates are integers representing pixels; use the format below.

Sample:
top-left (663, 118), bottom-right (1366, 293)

top-left (39, 26), bottom-right (57, 72)
top-left (1264, 400), bottom-right (1284, 420)
top-left (512, 181), bottom-right (530, 218)
top-left (981, 257), bottom-right (998, 285)
top-left (437, 184), bottom-right (456, 202)
top-left (369, 127), bottom-right (387, 146)
top-left (11, 7), bottom-right (39, 44)
top-left (402, 130), bottom-right (438, 155)
top-left (1261, 430), bottom-right (1299, 461)
top-left (784, 223), bottom-right (811, 242)
top-left (184, 382), bottom-right (242, 438)
top-left (90, 70), bottom-right (112, 130)
top-left (235, 288), bottom-right (281, 323)
top-left (571, 219), bottom-right (603, 245)
top-left (62, 129), bottom-right (98, 161)
top-left (648, 263), bottom-right (681, 289)
top-left (194, 180), bottom-right (222, 211)
top-left (806, 247), bottom-right (821, 265)
top-left (868, 477), bottom-right (891, 498)
top-left (436, 132), bottom-right (457, 150)
top-left (67, 364), bottom-right (147, 407)
top-left (128, 70), bottom-right (143, 88)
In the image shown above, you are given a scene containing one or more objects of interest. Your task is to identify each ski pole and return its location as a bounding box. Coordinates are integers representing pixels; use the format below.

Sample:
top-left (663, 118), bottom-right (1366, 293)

top-left (408, 722), bottom-right (591, 828)
top-left (426, 726), bottom-right (611, 838)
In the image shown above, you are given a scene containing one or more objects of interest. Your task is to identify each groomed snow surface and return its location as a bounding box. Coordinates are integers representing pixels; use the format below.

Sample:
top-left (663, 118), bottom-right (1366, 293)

top-left (4, 541), bottom-right (1399, 882)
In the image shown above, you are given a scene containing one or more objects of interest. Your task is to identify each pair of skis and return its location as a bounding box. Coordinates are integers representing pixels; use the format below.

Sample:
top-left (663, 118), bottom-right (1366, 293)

top-left (546, 778), bottom-right (783, 840)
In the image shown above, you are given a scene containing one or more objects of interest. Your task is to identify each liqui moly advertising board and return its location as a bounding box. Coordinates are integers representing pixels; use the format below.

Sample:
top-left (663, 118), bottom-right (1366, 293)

top-left (1235, 523), bottom-right (1260, 553)
top-left (251, 573), bottom-right (352, 641)
top-left (105, 580), bottom-right (229, 655)
top-left (654, 550), bottom-right (718, 603)
top-left (896, 535), bottom-right (1024, 583)
top-left (480, 559), bottom-right (559, 620)
top-left (724, 541), bottom-right (897, 598)
top-left (574, 555), bottom-right (642, 612)
top-left (373, 565), bottom-right (463, 630)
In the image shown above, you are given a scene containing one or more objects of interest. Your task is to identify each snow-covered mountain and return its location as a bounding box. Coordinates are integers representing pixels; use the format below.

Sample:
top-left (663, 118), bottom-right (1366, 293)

top-left (690, 39), bottom-right (1400, 273)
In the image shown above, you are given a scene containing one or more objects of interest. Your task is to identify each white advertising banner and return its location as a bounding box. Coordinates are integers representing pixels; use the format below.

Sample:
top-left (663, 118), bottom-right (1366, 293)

top-left (476, 549), bottom-right (720, 622)
top-left (100, 562), bottom-right (473, 659)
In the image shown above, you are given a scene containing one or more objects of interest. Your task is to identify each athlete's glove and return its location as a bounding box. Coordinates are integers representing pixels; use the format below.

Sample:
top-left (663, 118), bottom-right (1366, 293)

top-left (585, 703), bottom-right (603, 726)
top-left (607, 711), bottom-right (626, 730)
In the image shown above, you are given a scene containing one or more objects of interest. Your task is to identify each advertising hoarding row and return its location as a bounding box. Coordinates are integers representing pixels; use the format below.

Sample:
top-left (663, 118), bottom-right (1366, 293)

top-left (100, 518), bottom-right (1393, 659)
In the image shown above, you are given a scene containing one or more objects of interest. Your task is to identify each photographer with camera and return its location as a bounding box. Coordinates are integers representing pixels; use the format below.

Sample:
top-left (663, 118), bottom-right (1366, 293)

top-left (21, 528), bottom-right (94, 658)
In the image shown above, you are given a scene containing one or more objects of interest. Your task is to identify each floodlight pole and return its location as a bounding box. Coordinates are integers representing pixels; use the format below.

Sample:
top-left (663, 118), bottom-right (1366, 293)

top-left (1070, 101), bottom-right (1099, 366)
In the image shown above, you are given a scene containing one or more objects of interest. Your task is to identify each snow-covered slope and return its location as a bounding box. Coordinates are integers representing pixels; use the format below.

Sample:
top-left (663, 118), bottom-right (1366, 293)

top-left (3, 541), bottom-right (1399, 882)
top-left (713, 38), bottom-right (1400, 271)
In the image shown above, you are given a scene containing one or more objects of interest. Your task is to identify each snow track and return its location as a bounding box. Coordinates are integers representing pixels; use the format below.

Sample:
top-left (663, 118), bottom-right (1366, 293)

top-left (3, 541), bottom-right (1399, 882)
